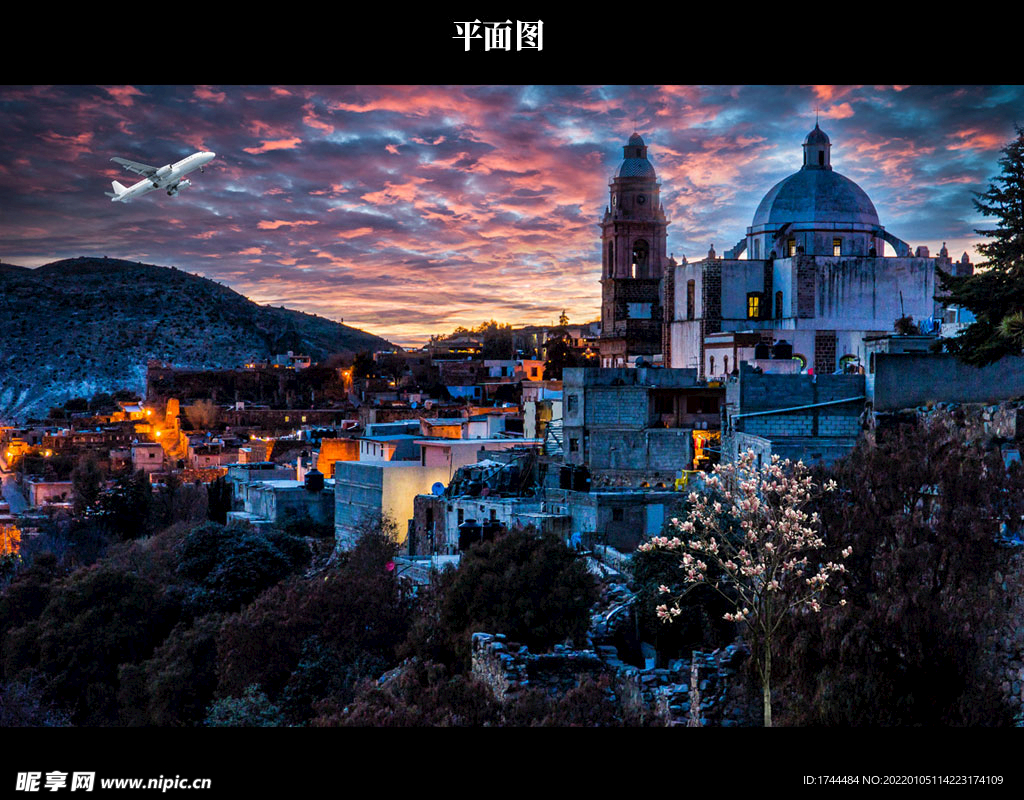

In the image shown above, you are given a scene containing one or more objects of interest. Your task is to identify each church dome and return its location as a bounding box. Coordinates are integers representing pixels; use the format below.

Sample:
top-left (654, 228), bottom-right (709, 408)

top-left (751, 125), bottom-right (879, 228)
top-left (751, 169), bottom-right (879, 227)
top-left (616, 132), bottom-right (657, 178)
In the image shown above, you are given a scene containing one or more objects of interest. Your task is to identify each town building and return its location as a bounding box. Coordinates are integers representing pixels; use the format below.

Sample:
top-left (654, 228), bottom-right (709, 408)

top-left (722, 362), bottom-right (866, 467)
top-left (562, 366), bottom-right (723, 486)
top-left (227, 471), bottom-right (334, 528)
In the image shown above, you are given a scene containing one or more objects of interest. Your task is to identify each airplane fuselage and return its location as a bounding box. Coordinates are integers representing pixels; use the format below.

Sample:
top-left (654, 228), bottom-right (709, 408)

top-left (109, 151), bottom-right (216, 202)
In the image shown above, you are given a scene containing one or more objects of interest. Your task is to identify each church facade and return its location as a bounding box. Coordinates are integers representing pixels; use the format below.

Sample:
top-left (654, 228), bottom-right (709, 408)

top-left (598, 125), bottom-right (973, 377)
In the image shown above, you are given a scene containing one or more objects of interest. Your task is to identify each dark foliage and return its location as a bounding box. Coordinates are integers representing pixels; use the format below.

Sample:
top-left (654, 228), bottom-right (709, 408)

top-left (404, 528), bottom-right (598, 670)
top-left (205, 685), bottom-right (286, 727)
top-left (5, 563), bottom-right (181, 725)
top-left (213, 526), bottom-right (412, 724)
top-left (92, 470), bottom-right (152, 539)
top-left (774, 420), bottom-right (1024, 725)
top-left (205, 477), bottom-right (232, 525)
top-left (120, 613), bottom-right (225, 727)
top-left (0, 678), bottom-right (70, 726)
top-left (70, 455), bottom-right (104, 515)
top-left (938, 126), bottom-right (1024, 365)
top-left (175, 522), bottom-right (310, 614)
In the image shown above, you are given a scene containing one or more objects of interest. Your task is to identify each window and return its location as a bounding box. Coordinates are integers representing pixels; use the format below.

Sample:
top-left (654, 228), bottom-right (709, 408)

top-left (747, 292), bottom-right (762, 319)
top-left (833, 238), bottom-right (842, 257)
top-left (787, 238), bottom-right (796, 257)
top-left (653, 393), bottom-right (674, 415)
top-left (753, 238), bottom-right (760, 259)
top-left (567, 394), bottom-right (578, 413)
top-left (457, 508), bottom-right (464, 525)
top-left (569, 437), bottom-right (579, 453)
top-left (628, 302), bottom-right (652, 319)
top-left (775, 290), bottom-right (783, 319)
top-left (709, 355), bottom-right (715, 375)
top-left (686, 280), bottom-right (695, 320)
top-left (723, 355), bottom-right (729, 375)
top-left (631, 239), bottom-right (649, 277)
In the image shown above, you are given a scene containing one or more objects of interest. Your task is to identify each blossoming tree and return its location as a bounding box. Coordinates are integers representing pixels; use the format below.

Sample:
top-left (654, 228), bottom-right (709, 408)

top-left (639, 450), bottom-right (850, 726)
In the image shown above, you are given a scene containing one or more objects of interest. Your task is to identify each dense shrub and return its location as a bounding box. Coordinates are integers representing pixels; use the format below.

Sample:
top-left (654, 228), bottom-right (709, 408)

top-left (775, 421), bottom-right (1024, 726)
top-left (405, 528), bottom-right (598, 670)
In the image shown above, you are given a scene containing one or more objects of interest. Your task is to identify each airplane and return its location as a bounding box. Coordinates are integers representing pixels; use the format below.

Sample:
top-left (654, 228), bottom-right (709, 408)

top-left (105, 150), bottom-right (216, 202)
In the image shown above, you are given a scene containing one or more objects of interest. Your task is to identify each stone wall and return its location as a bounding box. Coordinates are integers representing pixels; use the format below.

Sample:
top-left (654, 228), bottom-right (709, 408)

top-left (470, 632), bottom-right (758, 726)
top-left (872, 353), bottom-right (1024, 411)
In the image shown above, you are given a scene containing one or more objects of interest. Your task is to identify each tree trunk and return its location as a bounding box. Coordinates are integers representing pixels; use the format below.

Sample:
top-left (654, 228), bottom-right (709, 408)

top-left (762, 645), bottom-right (772, 727)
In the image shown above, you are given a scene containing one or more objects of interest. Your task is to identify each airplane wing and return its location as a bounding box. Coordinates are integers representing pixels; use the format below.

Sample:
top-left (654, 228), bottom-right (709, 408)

top-left (111, 157), bottom-right (158, 177)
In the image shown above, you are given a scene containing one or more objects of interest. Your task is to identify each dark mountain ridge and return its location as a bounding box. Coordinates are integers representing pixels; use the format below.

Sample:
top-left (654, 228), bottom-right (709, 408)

top-left (0, 256), bottom-right (392, 421)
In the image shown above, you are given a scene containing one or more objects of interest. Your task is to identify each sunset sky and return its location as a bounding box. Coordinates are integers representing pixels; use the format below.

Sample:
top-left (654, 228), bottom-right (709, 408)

top-left (1, 84), bottom-right (1021, 347)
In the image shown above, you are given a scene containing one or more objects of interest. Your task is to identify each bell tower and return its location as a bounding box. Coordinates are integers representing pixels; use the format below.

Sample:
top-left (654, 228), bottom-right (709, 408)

top-left (598, 132), bottom-right (669, 367)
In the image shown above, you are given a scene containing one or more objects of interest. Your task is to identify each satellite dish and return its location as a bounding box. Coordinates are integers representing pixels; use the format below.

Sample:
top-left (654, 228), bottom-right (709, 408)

top-left (431, 482), bottom-right (446, 496)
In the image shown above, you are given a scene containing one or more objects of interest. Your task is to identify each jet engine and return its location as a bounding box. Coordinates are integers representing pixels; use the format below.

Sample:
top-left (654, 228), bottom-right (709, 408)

top-left (167, 179), bottom-right (191, 196)
top-left (152, 163), bottom-right (174, 188)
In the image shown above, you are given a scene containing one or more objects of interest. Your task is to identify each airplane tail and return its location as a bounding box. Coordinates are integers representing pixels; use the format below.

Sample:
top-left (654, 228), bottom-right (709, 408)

top-left (105, 180), bottom-right (128, 201)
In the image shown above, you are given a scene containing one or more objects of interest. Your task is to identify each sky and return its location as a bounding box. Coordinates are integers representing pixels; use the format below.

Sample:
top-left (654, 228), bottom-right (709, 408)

top-left (1, 84), bottom-right (1021, 348)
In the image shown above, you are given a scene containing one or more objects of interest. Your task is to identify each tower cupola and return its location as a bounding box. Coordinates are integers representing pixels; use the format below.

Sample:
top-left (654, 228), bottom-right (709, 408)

top-left (802, 123), bottom-right (831, 170)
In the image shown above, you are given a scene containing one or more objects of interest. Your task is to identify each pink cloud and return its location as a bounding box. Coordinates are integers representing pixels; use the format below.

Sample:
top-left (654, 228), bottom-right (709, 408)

top-left (194, 86), bottom-right (226, 103)
top-left (243, 137), bottom-right (303, 154)
top-left (41, 130), bottom-right (94, 160)
top-left (335, 227), bottom-right (374, 239)
top-left (257, 219), bottom-right (320, 230)
top-left (104, 86), bottom-right (145, 106)
top-left (947, 128), bottom-right (1004, 152)
top-left (302, 103), bottom-right (334, 134)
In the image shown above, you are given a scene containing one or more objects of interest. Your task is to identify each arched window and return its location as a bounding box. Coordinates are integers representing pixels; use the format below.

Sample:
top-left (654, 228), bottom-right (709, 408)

top-left (709, 355), bottom-right (715, 376)
top-left (723, 355), bottom-right (729, 375)
top-left (775, 290), bottom-right (783, 319)
top-left (631, 239), bottom-right (649, 278)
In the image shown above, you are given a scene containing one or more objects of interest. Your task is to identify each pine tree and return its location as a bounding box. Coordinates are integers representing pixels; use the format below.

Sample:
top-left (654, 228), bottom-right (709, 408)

top-left (937, 126), bottom-right (1024, 365)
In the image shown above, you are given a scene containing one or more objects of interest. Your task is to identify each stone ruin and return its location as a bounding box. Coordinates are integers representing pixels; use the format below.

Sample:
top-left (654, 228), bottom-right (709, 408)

top-left (470, 632), bottom-right (758, 727)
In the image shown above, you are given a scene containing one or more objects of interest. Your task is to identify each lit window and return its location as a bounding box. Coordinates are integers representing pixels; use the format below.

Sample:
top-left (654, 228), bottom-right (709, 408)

top-left (747, 293), bottom-right (761, 319)
top-left (787, 238), bottom-right (796, 257)
top-left (833, 238), bottom-right (842, 257)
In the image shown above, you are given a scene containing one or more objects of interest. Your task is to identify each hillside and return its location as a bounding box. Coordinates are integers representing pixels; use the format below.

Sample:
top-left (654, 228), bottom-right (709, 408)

top-left (0, 257), bottom-right (392, 422)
